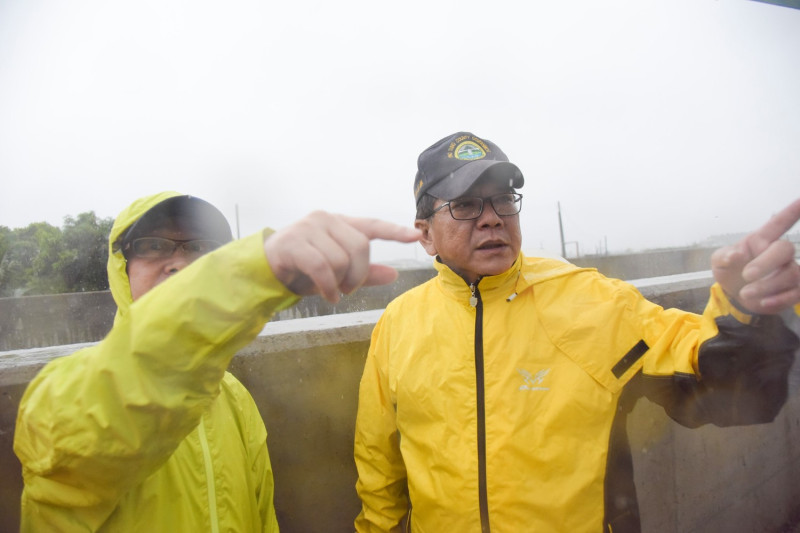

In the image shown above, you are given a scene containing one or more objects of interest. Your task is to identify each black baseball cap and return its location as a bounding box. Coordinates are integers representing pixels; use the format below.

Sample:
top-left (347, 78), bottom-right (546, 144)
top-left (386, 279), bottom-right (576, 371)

top-left (117, 195), bottom-right (233, 254)
top-left (413, 132), bottom-right (524, 204)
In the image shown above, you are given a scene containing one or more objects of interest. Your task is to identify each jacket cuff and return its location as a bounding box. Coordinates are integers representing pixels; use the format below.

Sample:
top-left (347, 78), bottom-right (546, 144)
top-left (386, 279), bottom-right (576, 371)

top-left (710, 283), bottom-right (756, 325)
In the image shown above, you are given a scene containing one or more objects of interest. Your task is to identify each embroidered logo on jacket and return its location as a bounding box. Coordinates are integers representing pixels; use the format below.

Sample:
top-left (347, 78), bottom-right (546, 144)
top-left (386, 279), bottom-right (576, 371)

top-left (517, 368), bottom-right (550, 391)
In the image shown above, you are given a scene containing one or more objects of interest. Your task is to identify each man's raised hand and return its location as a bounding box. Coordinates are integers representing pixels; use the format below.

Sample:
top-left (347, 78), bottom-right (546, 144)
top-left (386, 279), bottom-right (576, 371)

top-left (711, 198), bottom-right (800, 315)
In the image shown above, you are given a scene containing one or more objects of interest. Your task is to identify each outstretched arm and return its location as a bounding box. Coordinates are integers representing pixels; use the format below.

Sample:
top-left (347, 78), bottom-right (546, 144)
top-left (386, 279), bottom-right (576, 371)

top-left (15, 213), bottom-right (420, 531)
top-left (643, 199), bottom-right (800, 428)
top-left (712, 198), bottom-right (800, 315)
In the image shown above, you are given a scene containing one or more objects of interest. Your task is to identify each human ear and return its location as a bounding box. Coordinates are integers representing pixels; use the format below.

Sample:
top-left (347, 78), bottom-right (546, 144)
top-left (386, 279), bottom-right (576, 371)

top-left (414, 219), bottom-right (437, 257)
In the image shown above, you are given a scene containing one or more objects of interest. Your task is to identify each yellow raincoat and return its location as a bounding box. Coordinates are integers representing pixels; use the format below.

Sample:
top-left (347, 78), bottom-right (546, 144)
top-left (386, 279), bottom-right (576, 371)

top-left (354, 254), bottom-right (797, 532)
top-left (14, 192), bottom-right (298, 532)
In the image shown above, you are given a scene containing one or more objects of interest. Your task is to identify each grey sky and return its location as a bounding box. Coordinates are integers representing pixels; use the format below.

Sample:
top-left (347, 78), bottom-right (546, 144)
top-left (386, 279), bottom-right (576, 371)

top-left (1, 0), bottom-right (798, 262)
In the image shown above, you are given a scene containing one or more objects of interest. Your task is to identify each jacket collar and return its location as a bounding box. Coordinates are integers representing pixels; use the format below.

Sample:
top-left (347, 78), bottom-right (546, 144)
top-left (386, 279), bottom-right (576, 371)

top-left (433, 254), bottom-right (522, 304)
top-left (432, 252), bottom-right (585, 306)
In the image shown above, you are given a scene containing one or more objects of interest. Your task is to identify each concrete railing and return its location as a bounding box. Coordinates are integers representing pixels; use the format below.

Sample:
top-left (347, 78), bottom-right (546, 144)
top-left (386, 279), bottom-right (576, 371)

top-left (2, 269), bottom-right (800, 532)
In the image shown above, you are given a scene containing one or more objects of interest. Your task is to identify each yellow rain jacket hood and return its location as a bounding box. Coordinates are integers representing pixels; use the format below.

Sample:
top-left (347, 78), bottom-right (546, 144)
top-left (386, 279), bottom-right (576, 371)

top-left (15, 192), bottom-right (298, 532)
top-left (107, 190), bottom-right (184, 320)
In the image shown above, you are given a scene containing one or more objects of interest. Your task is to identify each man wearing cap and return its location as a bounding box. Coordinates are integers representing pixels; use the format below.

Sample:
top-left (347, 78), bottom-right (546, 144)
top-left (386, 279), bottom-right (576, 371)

top-left (353, 132), bottom-right (800, 532)
top-left (14, 191), bottom-right (420, 532)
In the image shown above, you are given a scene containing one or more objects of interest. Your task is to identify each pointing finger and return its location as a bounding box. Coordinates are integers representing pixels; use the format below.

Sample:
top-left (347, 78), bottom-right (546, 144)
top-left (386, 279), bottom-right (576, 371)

top-left (339, 215), bottom-right (422, 243)
top-left (751, 197), bottom-right (800, 245)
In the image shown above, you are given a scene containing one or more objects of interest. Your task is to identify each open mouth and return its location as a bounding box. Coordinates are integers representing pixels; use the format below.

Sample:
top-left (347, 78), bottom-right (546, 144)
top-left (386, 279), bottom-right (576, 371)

top-left (477, 242), bottom-right (506, 250)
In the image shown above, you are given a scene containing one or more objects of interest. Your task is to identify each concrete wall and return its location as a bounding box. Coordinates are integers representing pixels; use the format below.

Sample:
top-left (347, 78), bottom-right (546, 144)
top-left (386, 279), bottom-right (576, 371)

top-left (3, 272), bottom-right (800, 532)
top-left (0, 291), bottom-right (115, 351)
top-left (570, 247), bottom-right (716, 280)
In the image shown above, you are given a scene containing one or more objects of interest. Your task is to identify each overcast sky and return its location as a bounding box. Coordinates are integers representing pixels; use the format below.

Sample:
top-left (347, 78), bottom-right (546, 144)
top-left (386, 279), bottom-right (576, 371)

top-left (1, 0), bottom-right (798, 262)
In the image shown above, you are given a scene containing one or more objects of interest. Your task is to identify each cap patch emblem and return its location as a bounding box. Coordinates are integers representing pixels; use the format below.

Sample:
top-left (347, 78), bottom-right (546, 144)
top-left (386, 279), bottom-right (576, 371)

top-left (454, 141), bottom-right (486, 161)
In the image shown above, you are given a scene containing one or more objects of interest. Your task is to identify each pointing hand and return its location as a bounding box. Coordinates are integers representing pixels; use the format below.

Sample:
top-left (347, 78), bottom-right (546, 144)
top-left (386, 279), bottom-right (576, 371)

top-left (711, 198), bottom-right (800, 315)
top-left (264, 211), bottom-right (422, 303)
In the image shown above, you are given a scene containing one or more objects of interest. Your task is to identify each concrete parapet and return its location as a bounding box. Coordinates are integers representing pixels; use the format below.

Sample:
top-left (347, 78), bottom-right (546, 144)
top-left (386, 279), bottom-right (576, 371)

top-left (0, 291), bottom-right (115, 352)
top-left (571, 247), bottom-right (716, 280)
top-left (2, 272), bottom-right (800, 532)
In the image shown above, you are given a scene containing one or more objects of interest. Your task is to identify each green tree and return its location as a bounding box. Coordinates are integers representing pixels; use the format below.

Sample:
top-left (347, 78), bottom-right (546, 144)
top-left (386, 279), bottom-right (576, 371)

top-left (0, 212), bottom-right (113, 296)
top-left (0, 226), bottom-right (11, 294)
top-left (0, 222), bottom-right (63, 296)
top-left (28, 222), bottom-right (67, 294)
top-left (0, 226), bottom-right (9, 267)
top-left (55, 212), bottom-right (113, 292)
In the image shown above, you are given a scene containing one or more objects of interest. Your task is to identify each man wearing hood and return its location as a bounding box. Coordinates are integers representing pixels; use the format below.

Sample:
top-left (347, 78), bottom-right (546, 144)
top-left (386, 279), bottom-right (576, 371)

top-left (353, 132), bottom-right (800, 532)
top-left (14, 191), bottom-right (420, 532)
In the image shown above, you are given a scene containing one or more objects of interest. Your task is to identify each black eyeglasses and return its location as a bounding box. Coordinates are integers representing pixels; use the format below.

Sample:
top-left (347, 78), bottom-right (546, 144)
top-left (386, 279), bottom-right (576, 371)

top-left (431, 193), bottom-right (523, 220)
top-left (124, 237), bottom-right (222, 259)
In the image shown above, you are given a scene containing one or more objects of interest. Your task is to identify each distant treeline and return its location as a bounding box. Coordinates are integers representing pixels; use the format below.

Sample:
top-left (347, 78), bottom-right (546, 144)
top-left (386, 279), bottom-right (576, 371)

top-left (0, 212), bottom-right (113, 297)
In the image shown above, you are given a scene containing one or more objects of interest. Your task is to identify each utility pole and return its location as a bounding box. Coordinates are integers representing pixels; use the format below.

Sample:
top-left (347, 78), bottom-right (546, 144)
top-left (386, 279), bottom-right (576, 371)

top-left (235, 204), bottom-right (241, 239)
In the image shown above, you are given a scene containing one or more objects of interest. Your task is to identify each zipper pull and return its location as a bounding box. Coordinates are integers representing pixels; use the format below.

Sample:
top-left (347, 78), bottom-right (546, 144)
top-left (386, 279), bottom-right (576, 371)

top-left (506, 271), bottom-right (521, 302)
top-left (469, 282), bottom-right (478, 308)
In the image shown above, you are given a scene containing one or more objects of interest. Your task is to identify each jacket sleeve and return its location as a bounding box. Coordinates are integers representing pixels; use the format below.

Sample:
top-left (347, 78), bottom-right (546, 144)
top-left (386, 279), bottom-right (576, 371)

top-left (354, 313), bottom-right (409, 533)
top-left (639, 283), bottom-right (798, 428)
top-left (13, 231), bottom-right (298, 530)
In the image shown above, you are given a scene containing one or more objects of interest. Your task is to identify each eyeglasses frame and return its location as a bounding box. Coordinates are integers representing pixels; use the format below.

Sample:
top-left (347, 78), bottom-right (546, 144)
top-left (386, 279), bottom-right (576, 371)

top-left (430, 192), bottom-right (523, 220)
top-left (122, 237), bottom-right (222, 260)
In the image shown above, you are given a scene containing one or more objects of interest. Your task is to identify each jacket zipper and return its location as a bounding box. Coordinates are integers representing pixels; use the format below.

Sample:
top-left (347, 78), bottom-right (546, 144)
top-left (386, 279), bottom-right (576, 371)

top-left (470, 280), bottom-right (490, 533)
top-left (198, 417), bottom-right (220, 533)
